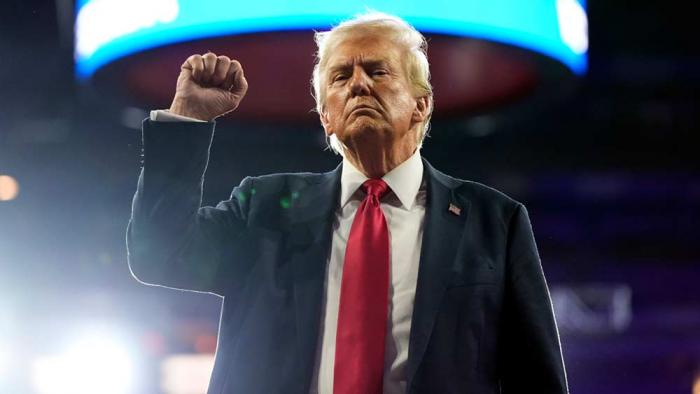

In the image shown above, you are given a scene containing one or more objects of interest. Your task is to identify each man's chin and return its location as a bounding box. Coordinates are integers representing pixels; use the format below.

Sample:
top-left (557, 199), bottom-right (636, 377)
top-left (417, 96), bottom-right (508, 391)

top-left (345, 117), bottom-right (384, 135)
top-left (338, 122), bottom-right (392, 150)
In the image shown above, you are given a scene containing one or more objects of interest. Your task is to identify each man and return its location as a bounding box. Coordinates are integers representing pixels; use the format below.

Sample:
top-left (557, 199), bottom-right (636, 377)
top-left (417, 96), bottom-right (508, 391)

top-left (127, 12), bottom-right (568, 394)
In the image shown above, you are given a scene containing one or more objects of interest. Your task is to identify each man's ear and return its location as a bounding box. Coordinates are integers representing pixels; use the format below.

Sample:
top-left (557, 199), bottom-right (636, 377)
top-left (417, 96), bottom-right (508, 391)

top-left (412, 96), bottom-right (430, 123)
top-left (320, 109), bottom-right (333, 137)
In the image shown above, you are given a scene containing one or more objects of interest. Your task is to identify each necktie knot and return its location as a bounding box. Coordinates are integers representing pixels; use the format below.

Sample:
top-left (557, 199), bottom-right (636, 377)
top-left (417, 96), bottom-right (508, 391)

top-left (362, 179), bottom-right (389, 200)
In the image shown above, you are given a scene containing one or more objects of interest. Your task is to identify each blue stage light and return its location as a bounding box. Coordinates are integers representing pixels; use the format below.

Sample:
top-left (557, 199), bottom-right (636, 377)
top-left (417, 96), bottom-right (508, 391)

top-left (75, 0), bottom-right (587, 79)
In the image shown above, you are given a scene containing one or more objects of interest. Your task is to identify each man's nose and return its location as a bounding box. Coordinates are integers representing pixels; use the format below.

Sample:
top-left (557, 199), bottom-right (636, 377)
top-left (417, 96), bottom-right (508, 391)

top-left (349, 68), bottom-right (371, 97)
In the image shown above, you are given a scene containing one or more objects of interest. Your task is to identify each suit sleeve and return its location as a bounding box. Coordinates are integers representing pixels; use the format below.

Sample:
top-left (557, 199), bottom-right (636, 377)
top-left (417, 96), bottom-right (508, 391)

top-left (126, 118), bottom-right (255, 297)
top-left (498, 203), bottom-right (569, 393)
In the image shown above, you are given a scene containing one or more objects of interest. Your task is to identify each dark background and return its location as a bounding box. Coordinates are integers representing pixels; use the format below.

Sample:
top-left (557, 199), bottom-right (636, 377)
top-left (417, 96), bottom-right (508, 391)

top-left (0, 1), bottom-right (698, 393)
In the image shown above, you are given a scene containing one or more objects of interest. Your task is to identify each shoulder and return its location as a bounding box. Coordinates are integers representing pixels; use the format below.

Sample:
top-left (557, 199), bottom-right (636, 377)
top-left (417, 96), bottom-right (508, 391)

top-left (244, 168), bottom-right (334, 190)
top-left (427, 162), bottom-right (522, 209)
top-left (428, 164), bottom-right (524, 229)
top-left (229, 167), bottom-right (340, 227)
top-left (457, 178), bottom-right (521, 209)
top-left (230, 166), bottom-right (339, 203)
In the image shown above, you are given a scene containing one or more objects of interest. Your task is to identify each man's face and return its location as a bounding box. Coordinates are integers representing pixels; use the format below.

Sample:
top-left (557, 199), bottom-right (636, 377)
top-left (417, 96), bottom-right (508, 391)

top-left (320, 33), bottom-right (427, 154)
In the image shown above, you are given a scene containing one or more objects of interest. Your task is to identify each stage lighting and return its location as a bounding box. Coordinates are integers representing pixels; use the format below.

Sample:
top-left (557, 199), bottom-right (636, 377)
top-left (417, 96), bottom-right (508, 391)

top-left (0, 175), bottom-right (19, 201)
top-left (75, 0), bottom-right (588, 78)
top-left (161, 354), bottom-right (215, 394)
top-left (556, 0), bottom-right (588, 55)
top-left (75, 0), bottom-right (180, 61)
top-left (32, 334), bottom-right (135, 394)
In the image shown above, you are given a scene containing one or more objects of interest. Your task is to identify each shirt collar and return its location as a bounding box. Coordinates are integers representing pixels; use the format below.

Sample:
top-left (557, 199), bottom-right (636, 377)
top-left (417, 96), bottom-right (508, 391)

top-left (340, 149), bottom-right (424, 210)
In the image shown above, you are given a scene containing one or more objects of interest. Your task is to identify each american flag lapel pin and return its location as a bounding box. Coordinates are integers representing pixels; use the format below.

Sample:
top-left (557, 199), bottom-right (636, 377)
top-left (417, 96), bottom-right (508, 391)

top-left (448, 203), bottom-right (461, 216)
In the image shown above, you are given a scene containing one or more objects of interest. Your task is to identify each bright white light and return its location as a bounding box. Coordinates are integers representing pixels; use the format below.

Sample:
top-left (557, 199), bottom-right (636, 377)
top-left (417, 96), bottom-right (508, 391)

top-left (556, 0), bottom-right (589, 54)
top-left (75, 0), bottom-right (180, 60)
top-left (32, 335), bottom-right (134, 394)
top-left (161, 354), bottom-right (215, 394)
top-left (0, 341), bottom-right (9, 384)
top-left (0, 301), bottom-right (16, 385)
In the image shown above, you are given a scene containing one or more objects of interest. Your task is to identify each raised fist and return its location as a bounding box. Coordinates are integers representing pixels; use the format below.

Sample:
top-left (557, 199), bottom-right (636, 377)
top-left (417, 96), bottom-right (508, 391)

top-left (169, 52), bottom-right (248, 121)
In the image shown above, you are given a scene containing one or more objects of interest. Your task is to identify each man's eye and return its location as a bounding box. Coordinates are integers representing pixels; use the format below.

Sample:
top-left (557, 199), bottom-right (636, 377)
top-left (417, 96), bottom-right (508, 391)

top-left (333, 75), bottom-right (348, 82)
top-left (372, 70), bottom-right (388, 76)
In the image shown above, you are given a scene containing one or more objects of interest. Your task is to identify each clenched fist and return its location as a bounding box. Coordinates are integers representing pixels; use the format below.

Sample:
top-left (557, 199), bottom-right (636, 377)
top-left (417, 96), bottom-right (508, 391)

top-left (169, 52), bottom-right (248, 121)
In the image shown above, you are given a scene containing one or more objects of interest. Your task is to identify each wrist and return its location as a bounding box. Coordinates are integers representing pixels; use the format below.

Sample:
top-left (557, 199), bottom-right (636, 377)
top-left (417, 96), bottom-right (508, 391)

top-left (169, 98), bottom-right (211, 121)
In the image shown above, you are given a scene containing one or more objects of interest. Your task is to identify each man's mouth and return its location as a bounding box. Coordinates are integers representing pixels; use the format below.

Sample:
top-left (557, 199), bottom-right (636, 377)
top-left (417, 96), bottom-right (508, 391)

top-left (350, 105), bottom-right (378, 114)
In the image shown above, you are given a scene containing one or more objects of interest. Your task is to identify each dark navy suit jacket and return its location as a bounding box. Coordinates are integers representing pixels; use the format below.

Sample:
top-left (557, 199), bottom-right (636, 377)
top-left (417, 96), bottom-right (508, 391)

top-left (127, 119), bottom-right (568, 393)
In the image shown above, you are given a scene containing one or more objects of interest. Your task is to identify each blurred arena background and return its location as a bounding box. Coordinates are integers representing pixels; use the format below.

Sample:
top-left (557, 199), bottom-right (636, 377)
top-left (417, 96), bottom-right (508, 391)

top-left (0, 1), bottom-right (698, 393)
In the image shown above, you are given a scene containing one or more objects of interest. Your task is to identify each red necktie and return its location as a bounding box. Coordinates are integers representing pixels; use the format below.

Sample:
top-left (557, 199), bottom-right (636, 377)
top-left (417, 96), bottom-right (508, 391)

top-left (334, 179), bottom-right (391, 394)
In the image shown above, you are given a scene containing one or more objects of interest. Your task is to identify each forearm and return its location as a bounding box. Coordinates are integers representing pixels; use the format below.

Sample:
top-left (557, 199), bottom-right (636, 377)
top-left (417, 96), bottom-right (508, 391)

top-left (126, 118), bottom-right (220, 292)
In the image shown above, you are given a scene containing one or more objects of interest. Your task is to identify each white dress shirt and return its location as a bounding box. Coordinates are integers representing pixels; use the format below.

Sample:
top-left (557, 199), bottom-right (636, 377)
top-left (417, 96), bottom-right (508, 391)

top-left (151, 110), bottom-right (426, 393)
top-left (309, 149), bottom-right (426, 394)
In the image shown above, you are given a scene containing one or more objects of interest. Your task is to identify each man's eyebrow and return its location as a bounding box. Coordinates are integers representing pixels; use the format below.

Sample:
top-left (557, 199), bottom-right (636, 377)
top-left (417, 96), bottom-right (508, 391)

top-left (327, 63), bottom-right (352, 74)
top-left (327, 59), bottom-right (391, 74)
top-left (362, 59), bottom-right (390, 69)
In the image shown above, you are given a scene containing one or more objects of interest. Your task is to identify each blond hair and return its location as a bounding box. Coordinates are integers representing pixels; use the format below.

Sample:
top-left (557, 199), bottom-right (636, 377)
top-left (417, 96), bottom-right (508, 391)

top-left (311, 11), bottom-right (434, 154)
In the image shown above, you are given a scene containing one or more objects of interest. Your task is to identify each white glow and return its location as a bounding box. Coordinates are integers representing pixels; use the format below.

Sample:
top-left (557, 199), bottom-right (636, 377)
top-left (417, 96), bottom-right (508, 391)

top-left (0, 308), bottom-right (15, 385)
top-left (75, 0), bottom-right (180, 59)
top-left (556, 0), bottom-right (588, 54)
top-left (161, 354), bottom-right (215, 394)
top-left (32, 335), bottom-right (134, 394)
top-left (0, 341), bottom-right (8, 384)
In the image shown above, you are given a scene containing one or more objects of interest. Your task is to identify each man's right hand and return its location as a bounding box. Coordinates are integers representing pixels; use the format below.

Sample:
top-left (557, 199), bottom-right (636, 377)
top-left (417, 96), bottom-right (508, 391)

top-left (169, 52), bottom-right (248, 121)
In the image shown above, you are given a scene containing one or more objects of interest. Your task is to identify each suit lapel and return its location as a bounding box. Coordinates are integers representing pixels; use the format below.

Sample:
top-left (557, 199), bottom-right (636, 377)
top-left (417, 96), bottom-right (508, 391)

top-left (406, 159), bottom-right (471, 389)
top-left (288, 162), bottom-right (342, 393)
top-left (284, 159), bottom-right (471, 392)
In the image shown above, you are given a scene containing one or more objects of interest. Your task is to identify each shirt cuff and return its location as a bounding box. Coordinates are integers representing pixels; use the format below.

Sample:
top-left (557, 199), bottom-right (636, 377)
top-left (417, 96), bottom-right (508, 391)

top-left (150, 109), bottom-right (207, 122)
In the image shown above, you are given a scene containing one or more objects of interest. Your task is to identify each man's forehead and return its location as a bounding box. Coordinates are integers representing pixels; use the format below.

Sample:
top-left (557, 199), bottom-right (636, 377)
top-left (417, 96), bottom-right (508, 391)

top-left (326, 36), bottom-right (401, 66)
top-left (327, 56), bottom-right (390, 69)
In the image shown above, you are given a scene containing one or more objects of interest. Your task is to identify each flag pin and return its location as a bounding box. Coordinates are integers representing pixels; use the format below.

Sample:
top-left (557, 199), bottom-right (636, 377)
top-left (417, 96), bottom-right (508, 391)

top-left (448, 203), bottom-right (461, 216)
